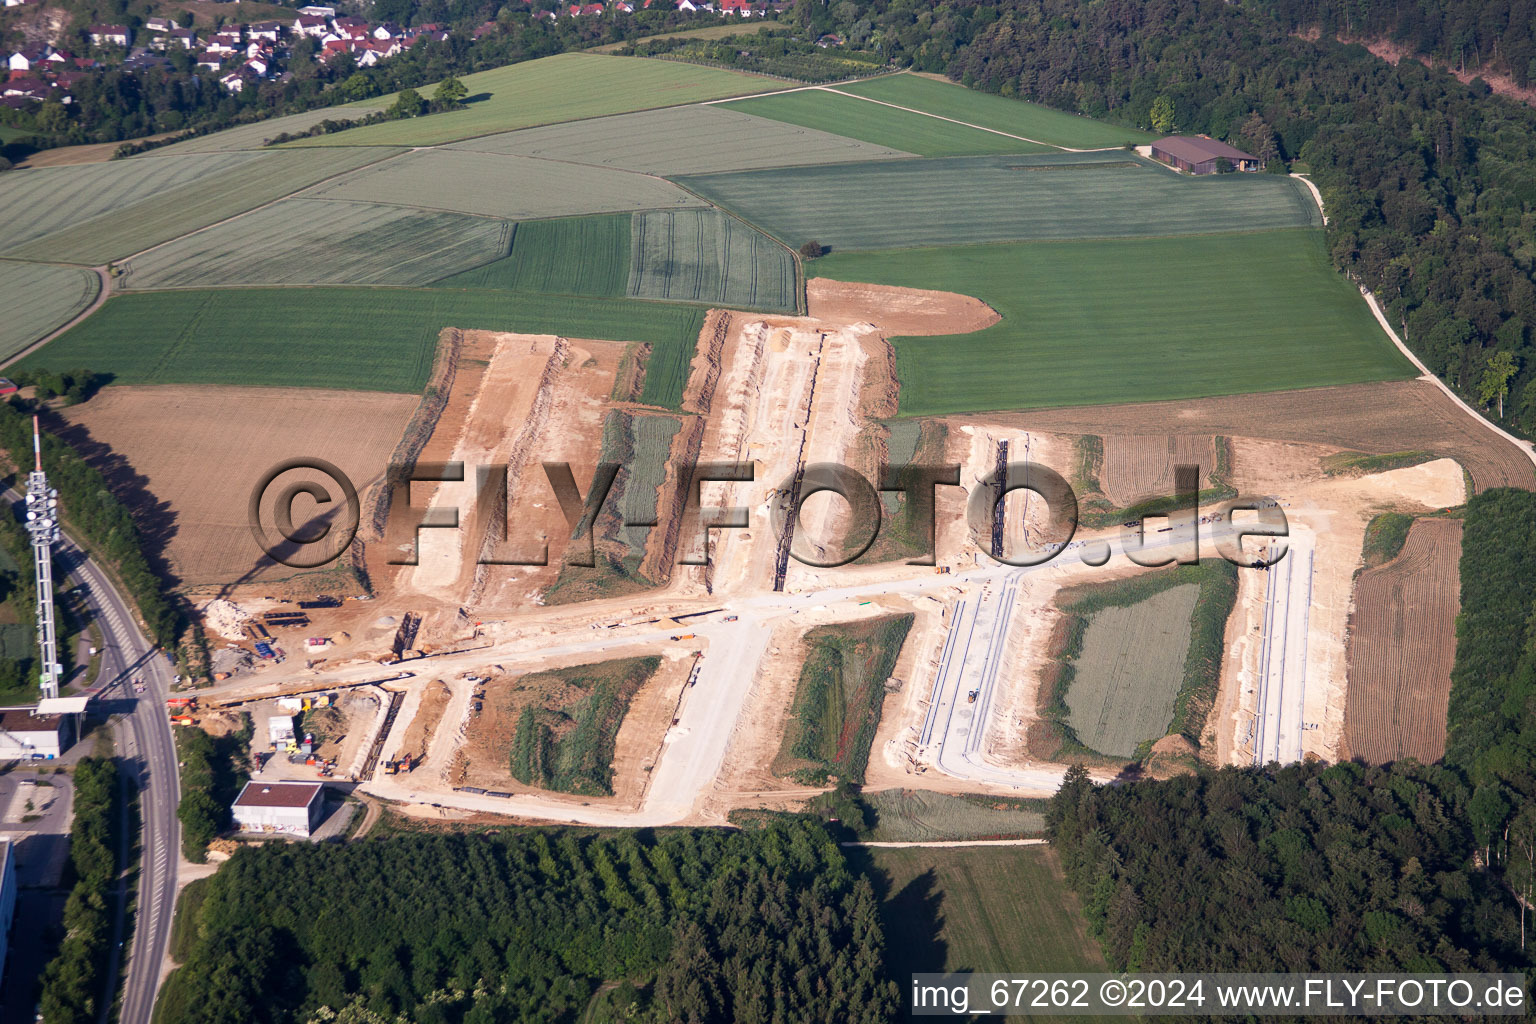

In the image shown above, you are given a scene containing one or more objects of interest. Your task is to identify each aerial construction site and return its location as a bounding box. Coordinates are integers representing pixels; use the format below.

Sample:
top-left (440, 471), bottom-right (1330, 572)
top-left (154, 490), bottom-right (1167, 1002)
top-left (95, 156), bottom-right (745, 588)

top-left (152, 278), bottom-right (1495, 828)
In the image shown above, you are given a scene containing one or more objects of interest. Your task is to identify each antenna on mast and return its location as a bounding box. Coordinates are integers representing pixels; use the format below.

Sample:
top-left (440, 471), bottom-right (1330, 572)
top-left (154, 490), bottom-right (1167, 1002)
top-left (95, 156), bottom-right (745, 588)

top-left (25, 418), bottom-right (61, 700)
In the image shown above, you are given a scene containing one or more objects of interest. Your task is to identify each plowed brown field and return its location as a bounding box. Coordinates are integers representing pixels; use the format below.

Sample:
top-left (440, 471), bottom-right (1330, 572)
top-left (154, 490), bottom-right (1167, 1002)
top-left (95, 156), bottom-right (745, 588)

top-left (1342, 518), bottom-right (1462, 763)
top-left (967, 380), bottom-right (1532, 493)
top-left (1100, 435), bottom-right (1217, 506)
top-left (59, 385), bottom-right (417, 588)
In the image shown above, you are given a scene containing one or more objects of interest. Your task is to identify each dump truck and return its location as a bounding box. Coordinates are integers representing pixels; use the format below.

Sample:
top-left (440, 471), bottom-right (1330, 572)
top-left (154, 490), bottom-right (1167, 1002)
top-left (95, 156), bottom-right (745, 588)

top-left (967, 689), bottom-right (979, 704)
top-left (166, 696), bottom-right (197, 711)
top-left (669, 634), bottom-right (695, 641)
top-left (934, 566), bottom-right (952, 574)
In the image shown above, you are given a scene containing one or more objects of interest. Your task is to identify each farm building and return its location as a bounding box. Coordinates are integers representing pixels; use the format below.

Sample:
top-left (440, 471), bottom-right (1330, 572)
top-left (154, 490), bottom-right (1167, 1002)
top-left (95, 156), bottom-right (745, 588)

top-left (232, 780), bottom-right (324, 836)
top-left (0, 708), bottom-right (74, 759)
top-left (1150, 135), bottom-right (1261, 174)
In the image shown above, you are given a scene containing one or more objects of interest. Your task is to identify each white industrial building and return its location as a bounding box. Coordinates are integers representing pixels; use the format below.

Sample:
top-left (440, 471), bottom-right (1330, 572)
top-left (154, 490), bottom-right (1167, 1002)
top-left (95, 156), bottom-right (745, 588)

top-left (0, 708), bottom-right (74, 759)
top-left (231, 781), bottom-right (324, 836)
top-left (0, 837), bottom-right (15, 981)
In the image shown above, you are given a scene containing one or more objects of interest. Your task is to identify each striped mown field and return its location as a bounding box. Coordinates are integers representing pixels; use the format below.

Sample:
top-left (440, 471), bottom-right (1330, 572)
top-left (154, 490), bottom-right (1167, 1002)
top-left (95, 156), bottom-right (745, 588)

top-left (0, 261), bottom-right (99, 361)
top-left (7, 148), bottom-right (400, 264)
top-left (450, 102), bottom-right (913, 175)
top-left (629, 209), bottom-right (797, 312)
top-left (145, 104), bottom-right (391, 154)
top-left (118, 199), bottom-right (511, 290)
top-left (0, 151), bottom-right (264, 252)
top-left (678, 152), bottom-right (1320, 251)
top-left (301, 148), bottom-right (702, 220)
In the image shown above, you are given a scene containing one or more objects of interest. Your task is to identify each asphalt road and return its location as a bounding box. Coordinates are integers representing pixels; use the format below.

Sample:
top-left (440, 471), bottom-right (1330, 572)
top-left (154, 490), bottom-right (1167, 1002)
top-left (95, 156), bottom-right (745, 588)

top-left (19, 491), bottom-right (182, 1024)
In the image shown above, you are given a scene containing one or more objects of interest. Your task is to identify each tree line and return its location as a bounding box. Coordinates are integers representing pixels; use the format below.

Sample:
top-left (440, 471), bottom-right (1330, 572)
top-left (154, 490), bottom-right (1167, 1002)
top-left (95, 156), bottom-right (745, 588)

top-left (782, 0), bottom-right (1536, 437)
top-left (158, 821), bottom-right (898, 1023)
top-left (37, 758), bottom-right (121, 1024)
top-left (177, 720), bottom-right (251, 862)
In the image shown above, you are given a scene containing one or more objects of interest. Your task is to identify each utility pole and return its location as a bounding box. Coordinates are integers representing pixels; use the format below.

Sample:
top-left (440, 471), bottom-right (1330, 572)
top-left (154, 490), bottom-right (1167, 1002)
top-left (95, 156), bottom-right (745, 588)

top-left (25, 415), bottom-right (62, 700)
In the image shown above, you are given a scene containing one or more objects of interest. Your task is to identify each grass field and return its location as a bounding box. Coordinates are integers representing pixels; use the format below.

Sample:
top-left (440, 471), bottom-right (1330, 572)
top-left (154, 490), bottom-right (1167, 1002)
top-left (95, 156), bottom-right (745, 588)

top-left (629, 208), bottom-right (797, 312)
top-left (451, 102), bottom-right (912, 175)
top-left (9, 148), bottom-right (400, 264)
top-left (509, 656), bottom-right (661, 796)
top-left (301, 148), bottom-right (703, 219)
top-left (287, 52), bottom-right (774, 148)
top-left (775, 614), bottom-right (913, 784)
top-left (868, 845), bottom-right (1105, 982)
top-left (0, 151), bottom-right (263, 252)
top-left (809, 229), bottom-right (1416, 413)
top-left (839, 73), bottom-right (1153, 149)
top-left (26, 287), bottom-right (706, 399)
top-left (147, 104), bottom-right (391, 154)
top-left (434, 214), bottom-right (631, 296)
top-left (723, 88), bottom-right (1054, 157)
top-left (118, 199), bottom-right (510, 289)
top-left (859, 789), bottom-right (1048, 841)
top-left (678, 151), bottom-right (1319, 251)
top-left (1064, 583), bottom-right (1199, 757)
top-left (588, 20), bottom-right (774, 52)
top-left (0, 261), bottom-right (99, 360)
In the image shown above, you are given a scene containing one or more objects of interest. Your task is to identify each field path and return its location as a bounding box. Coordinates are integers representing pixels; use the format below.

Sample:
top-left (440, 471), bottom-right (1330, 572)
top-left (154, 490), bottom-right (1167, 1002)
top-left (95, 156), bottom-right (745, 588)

top-left (840, 838), bottom-right (1048, 848)
top-left (1290, 172), bottom-right (1536, 471)
top-left (2, 264), bottom-right (110, 370)
top-left (711, 83), bottom-right (1110, 153)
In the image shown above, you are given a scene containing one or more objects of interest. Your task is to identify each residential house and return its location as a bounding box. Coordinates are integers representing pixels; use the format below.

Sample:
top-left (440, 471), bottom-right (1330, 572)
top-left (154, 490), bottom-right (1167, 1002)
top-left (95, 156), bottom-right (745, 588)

top-left (293, 15), bottom-right (329, 37)
top-left (87, 25), bottom-right (132, 47)
top-left (674, 0), bottom-right (697, 10)
top-left (144, 16), bottom-right (174, 32)
top-left (816, 32), bottom-right (843, 46)
top-left (297, 4), bottom-right (336, 15)
top-left (220, 70), bottom-right (245, 91)
top-left (373, 22), bottom-right (402, 38)
top-left (196, 50), bottom-right (224, 69)
top-left (247, 21), bottom-right (283, 41)
top-left (243, 55), bottom-right (268, 76)
top-left (7, 47), bottom-right (49, 72)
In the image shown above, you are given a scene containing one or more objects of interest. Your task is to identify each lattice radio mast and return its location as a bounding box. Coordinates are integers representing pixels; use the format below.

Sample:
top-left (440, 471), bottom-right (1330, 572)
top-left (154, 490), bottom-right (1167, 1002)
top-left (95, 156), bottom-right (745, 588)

top-left (24, 416), bottom-right (61, 700)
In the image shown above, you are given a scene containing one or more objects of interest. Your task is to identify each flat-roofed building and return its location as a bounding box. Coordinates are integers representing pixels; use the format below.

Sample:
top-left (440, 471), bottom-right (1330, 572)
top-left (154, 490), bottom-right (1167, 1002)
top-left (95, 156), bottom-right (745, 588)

top-left (231, 781), bottom-right (324, 836)
top-left (0, 709), bottom-right (73, 759)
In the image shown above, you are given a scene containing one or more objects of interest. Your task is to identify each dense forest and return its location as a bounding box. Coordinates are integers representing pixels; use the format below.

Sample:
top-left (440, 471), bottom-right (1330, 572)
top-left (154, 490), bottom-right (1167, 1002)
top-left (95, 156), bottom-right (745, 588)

top-left (783, 0), bottom-right (1536, 438)
top-left (1252, 0), bottom-right (1536, 87)
top-left (1049, 489), bottom-right (1536, 972)
top-left (159, 821), bottom-right (897, 1024)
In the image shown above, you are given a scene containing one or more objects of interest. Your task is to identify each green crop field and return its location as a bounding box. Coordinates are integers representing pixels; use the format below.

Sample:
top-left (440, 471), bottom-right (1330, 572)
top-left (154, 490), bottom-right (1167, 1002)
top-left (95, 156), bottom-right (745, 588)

top-left (775, 614), bottom-right (913, 785)
top-left (618, 415), bottom-right (680, 561)
top-left (147, 104), bottom-right (391, 154)
top-left (810, 229), bottom-right (1415, 413)
top-left (25, 287), bottom-right (706, 399)
top-left (301, 148), bottom-right (703, 220)
top-left (287, 52), bottom-right (775, 148)
top-left (678, 151), bottom-right (1320, 251)
top-left (0, 151), bottom-right (264, 253)
top-left (869, 845), bottom-right (1105, 983)
top-left (629, 209), bottom-right (797, 312)
top-left (1064, 584), bottom-right (1199, 757)
top-left (0, 261), bottom-right (99, 361)
top-left (9, 148), bottom-right (400, 265)
top-left (723, 88), bottom-right (1055, 157)
top-left (118, 199), bottom-right (510, 289)
top-left (434, 215), bottom-right (630, 296)
top-left (451, 103), bottom-right (913, 175)
top-left (838, 73), bottom-right (1153, 149)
